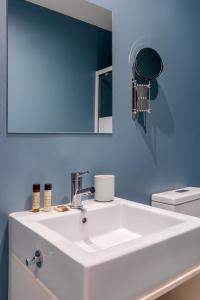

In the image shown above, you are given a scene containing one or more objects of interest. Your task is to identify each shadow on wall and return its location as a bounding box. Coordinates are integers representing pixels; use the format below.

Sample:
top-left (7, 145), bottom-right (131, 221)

top-left (136, 84), bottom-right (175, 165)
top-left (0, 214), bottom-right (8, 300)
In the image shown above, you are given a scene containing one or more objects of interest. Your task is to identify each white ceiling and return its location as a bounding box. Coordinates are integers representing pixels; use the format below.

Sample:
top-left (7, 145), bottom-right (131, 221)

top-left (25, 0), bottom-right (112, 31)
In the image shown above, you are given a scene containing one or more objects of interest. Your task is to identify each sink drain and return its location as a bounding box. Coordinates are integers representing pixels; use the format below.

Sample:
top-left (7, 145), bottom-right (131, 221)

top-left (82, 217), bottom-right (87, 224)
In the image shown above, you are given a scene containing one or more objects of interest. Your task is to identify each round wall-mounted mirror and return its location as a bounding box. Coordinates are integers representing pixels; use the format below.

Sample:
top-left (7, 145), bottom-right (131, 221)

top-left (135, 47), bottom-right (163, 80)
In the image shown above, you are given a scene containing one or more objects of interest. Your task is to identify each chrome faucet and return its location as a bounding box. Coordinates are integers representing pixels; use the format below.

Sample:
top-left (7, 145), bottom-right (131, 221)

top-left (70, 171), bottom-right (95, 209)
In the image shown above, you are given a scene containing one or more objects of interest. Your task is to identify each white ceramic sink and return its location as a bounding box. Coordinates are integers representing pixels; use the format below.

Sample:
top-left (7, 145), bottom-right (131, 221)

top-left (9, 198), bottom-right (200, 300)
top-left (39, 200), bottom-right (181, 253)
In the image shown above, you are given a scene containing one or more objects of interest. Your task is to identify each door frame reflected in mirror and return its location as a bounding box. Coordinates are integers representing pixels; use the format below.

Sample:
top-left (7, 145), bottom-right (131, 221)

top-left (95, 66), bottom-right (112, 134)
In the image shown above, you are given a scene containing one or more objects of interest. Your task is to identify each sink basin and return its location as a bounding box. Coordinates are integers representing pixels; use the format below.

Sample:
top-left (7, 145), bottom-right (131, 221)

top-left (39, 200), bottom-right (181, 253)
top-left (9, 198), bottom-right (200, 300)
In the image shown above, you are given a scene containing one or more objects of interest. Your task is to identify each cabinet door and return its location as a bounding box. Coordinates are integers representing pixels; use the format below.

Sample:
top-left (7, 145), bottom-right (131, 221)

top-left (9, 253), bottom-right (58, 300)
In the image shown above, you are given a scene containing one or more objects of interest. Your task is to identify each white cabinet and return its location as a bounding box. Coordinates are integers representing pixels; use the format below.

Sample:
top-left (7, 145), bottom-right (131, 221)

top-left (9, 253), bottom-right (58, 300)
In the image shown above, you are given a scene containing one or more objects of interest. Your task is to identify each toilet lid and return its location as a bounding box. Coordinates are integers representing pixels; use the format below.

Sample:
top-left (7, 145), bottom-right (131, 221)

top-left (151, 187), bottom-right (200, 206)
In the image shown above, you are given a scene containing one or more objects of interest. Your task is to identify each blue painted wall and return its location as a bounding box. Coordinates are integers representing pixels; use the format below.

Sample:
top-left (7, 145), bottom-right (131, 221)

top-left (1, 0), bottom-right (200, 298)
top-left (8, 0), bottom-right (112, 133)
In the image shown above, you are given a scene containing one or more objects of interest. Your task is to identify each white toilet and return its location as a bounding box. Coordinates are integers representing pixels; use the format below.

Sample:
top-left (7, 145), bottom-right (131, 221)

top-left (152, 186), bottom-right (200, 218)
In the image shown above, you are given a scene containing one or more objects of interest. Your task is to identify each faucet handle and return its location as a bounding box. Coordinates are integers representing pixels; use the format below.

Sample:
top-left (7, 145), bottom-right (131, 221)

top-left (79, 171), bottom-right (89, 177)
top-left (71, 171), bottom-right (89, 181)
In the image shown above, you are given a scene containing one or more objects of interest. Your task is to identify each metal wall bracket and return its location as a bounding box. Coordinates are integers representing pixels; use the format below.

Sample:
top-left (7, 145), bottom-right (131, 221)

top-left (132, 80), bottom-right (151, 119)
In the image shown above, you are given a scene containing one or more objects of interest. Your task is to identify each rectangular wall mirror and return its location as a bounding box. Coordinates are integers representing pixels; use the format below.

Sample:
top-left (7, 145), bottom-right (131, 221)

top-left (8, 0), bottom-right (112, 134)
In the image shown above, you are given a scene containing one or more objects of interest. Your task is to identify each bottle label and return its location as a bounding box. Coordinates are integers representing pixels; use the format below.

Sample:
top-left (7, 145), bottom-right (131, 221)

top-left (44, 190), bottom-right (52, 211)
top-left (32, 192), bottom-right (40, 210)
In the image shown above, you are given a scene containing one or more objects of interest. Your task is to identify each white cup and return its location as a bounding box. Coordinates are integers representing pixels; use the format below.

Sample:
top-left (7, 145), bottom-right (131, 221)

top-left (94, 175), bottom-right (115, 202)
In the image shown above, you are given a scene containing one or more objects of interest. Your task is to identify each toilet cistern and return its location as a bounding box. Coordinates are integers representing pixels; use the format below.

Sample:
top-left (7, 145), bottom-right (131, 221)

top-left (152, 186), bottom-right (200, 218)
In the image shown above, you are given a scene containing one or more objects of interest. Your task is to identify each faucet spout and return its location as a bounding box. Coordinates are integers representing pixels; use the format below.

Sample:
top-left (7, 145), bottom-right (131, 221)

top-left (77, 187), bottom-right (95, 196)
top-left (70, 171), bottom-right (95, 209)
top-left (71, 187), bottom-right (95, 209)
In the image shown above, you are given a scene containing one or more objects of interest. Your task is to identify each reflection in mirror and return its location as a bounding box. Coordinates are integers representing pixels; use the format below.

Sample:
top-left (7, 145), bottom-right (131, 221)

top-left (8, 0), bottom-right (112, 134)
top-left (135, 47), bottom-right (163, 81)
top-left (95, 66), bottom-right (112, 133)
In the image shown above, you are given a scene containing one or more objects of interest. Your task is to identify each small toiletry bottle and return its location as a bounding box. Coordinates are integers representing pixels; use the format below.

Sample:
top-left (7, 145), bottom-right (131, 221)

top-left (32, 184), bottom-right (40, 213)
top-left (44, 184), bottom-right (52, 212)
